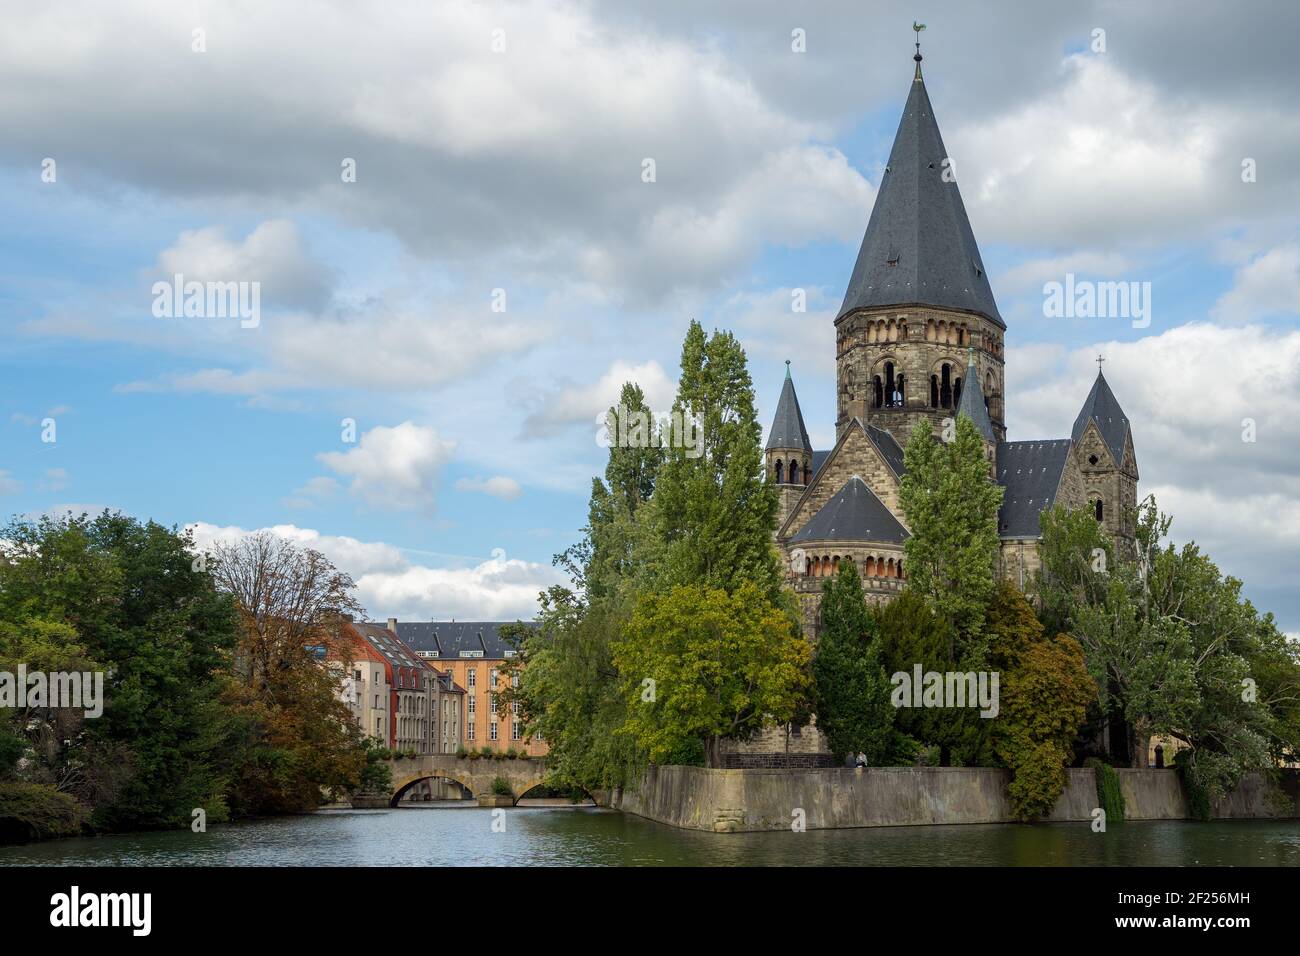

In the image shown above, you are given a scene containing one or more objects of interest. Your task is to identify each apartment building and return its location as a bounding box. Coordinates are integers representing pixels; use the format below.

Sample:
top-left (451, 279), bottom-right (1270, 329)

top-left (327, 626), bottom-right (391, 745)
top-left (388, 620), bottom-right (547, 757)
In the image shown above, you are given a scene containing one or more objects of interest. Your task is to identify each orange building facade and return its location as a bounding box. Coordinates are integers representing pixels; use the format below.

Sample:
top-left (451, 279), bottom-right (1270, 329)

top-left (387, 620), bottom-right (547, 757)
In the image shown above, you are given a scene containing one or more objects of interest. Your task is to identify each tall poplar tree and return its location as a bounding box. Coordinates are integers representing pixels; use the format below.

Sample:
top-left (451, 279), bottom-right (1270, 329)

top-left (812, 562), bottom-right (899, 763)
top-left (898, 414), bottom-right (1003, 646)
top-left (649, 320), bottom-right (783, 600)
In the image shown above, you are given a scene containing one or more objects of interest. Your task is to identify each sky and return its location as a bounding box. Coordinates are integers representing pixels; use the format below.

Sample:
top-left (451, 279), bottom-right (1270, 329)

top-left (2, 0), bottom-right (1298, 631)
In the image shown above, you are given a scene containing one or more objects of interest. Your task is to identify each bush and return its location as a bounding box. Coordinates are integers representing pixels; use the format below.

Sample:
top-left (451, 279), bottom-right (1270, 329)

top-left (490, 776), bottom-right (513, 796)
top-left (455, 746), bottom-right (468, 758)
top-left (1085, 757), bottom-right (1126, 824)
top-left (505, 748), bottom-right (519, 759)
top-left (0, 782), bottom-right (89, 843)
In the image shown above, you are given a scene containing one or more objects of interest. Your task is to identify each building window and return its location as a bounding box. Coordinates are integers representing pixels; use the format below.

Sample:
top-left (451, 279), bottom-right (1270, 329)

top-left (491, 669), bottom-right (498, 688)
top-left (1094, 499), bottom-right (1104, 522)
top-left (489, 694), bottom-right (497, 715)
top-left (468, 669), bottom-right (476, 688)
top-left (512, 721), bottom-right (521, 741)
top-left (490, 721), bottom-right (498, 741)
top-left (468, 695), bottom-right (475, 715)
top-left (467, 722), bottom-right (475, 741)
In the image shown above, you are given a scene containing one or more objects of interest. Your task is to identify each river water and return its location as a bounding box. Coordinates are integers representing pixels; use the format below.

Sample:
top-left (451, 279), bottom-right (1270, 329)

top-left (1, 805), bottom-right (1298, 866)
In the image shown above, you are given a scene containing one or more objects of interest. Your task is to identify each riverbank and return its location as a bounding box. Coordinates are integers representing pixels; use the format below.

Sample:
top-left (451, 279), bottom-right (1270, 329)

top-left (613, 765), bottom-right (1300, 832)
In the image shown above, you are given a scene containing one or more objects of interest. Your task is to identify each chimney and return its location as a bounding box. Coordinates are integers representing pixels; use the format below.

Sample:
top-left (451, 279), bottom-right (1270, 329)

top-left (387, 617), bottom-right (398, 633)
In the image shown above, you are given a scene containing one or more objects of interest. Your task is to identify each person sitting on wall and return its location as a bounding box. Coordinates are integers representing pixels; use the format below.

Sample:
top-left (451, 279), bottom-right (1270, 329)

top-left (855, 751), bottom-right (868, 768)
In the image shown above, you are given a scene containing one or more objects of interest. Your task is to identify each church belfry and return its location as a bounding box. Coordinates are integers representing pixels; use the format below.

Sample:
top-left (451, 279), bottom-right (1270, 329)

top-left (833, 37), bottom-right (1005, 447)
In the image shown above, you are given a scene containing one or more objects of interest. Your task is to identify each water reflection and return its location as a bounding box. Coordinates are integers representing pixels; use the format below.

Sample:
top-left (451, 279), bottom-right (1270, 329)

top-left (1, 806), bottom-right (1297, 867)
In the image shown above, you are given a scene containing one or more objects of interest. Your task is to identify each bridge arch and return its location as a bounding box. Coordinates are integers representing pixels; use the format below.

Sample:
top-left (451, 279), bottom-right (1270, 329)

top-left (389, 773), bottom-right (475, 807)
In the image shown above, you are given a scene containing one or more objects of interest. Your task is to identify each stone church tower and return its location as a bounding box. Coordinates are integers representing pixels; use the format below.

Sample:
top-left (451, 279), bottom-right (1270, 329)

top-left (729, 40), bottom-right (1143, 767)
top-left (761, 42), bottom-right (1141, 641)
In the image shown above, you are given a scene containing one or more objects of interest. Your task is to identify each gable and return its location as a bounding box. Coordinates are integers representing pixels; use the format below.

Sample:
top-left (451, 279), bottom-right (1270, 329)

top-left (780, 420), bottom-right (906, 538)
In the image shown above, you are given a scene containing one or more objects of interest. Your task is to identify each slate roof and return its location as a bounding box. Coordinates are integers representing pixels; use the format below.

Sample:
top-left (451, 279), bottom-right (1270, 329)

top-left (765, 366), bottom-right (813, 453)
top-left (810, 449), bottom-right (831, 478)
top-left (956, 355), bottom-right (995, 441)
top-left (865, 423), bottom-right (907, 477)
top-left (1071, 370), bottom-right (1131, 463)
top-left (838, 65), bottom-right (1004, 328)
top-left (791, 476), bottom-right (909, 544)
top-left (393, 621), bottom-right (533, 661)
top-left (353, 621), bottom-right (437, 687)
top-left (996, 440), bottom-right (1072, 538)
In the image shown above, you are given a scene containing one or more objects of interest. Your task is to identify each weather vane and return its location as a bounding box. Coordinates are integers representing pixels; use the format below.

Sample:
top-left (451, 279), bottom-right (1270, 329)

top-left (913, 22), bottom-right (926, 75)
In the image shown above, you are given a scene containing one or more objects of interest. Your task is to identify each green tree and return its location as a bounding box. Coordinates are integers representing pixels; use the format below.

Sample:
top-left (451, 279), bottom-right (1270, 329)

top-left (812, 562), bottom-right (900, 764)
top-left (648, 320), bottom-right (783, 600)
top-left (613, 582), bottom-right (810, 767)
top-left (898, 415), bottom-right (1003, 646)
top-left (507, 381), bottom-right (663, 792)
top-left (1040, 496), bottom-right (1290, 802)
top-left (874, 591), bottom-right (991, 766)
top-left (0, 512), bottom-right (238, 831)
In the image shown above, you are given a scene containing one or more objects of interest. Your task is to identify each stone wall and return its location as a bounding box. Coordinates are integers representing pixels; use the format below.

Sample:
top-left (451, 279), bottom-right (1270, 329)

top-left (614, 765), bottom-right (1299, 833)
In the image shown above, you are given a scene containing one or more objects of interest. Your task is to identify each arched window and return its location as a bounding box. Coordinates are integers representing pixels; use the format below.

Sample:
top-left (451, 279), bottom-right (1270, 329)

top-left (930, 374), bottom-right (939, 408)
top-left (940, 364), bottom-right (953, 408)
top-left (1094, 499), bottom-right (1104, 522)
top-left (896, 374), bottom-right (905, 407)
top-left (873, 375), bottom-right (884, 409)
top-left (953, 376), bottom-right (963, 409)
top-left (774, 460), bottom-right (784, 484)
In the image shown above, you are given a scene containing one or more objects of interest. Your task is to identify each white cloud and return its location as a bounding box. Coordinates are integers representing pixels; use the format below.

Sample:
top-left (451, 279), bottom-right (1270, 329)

top-left (1211, 242), bottom-right (1300, 323)
top-left (189, 522), bottom-right (408, 578)
top-left (0, 471), bottom-right (20, 495)
top-left (1008, 322), bottom-right (1300, 616)
top-left (455, 476), bottom-right (524, 501)
top-left (523, 359), bottom-right (678, 437)
top-left (956, 55), bottom-right (1300, 250)
top-left (316, 422), bottom-right (456, 511)
top-left (155, 220), bottom-right (332, 312)
top-left (187, 521), bottom-right (560, 620)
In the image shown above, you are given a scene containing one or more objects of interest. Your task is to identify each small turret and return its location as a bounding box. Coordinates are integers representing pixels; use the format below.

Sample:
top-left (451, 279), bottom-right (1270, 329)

top-left (766, 361), bottom-right (814, 530)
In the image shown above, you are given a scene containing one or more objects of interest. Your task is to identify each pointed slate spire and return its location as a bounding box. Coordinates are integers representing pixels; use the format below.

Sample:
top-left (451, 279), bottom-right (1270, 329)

top-left (766, 360), bottom-right (813, 452)
top-left (838, 47), bottom-right (1004, 327)
top-left (956, 347), bottom-right (995, 441)
top-left (1071, 368), bottom-right (1131, 463)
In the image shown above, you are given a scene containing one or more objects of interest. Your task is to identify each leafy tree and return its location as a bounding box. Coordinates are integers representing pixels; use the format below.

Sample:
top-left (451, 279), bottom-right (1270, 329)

top-left (874, 591), bottom-right (991, 766)
top-left (210, 533), bottom-right (368, 814)
top-left (648, 320), bottom-right (783, 601)
top-left (985, 582), bottom-right (1096, 820)
top-left (1040, 496), bottom-right (1291, 803)
top-left (898, 415), bottom-right (1003, 646)
top-left (812, 562), bottom-right (901, 764)
top-left (613, 582), bottom-right (810, 767)
top-left (0, 512), bottom-right (238, 831)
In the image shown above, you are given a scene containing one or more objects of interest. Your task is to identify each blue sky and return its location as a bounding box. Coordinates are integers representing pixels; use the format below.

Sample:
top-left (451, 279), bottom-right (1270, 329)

top-left (2, 0), bottom-right (1298, 630)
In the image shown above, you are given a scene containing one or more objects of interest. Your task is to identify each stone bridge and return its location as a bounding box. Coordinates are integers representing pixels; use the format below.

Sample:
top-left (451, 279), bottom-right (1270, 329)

top-left (387, 755), bottom-right (550, 807)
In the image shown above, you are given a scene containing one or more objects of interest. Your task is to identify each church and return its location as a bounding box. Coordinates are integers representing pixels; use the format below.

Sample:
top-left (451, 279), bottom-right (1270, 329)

top-left (764, 44), bottom-right (1140, 641)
